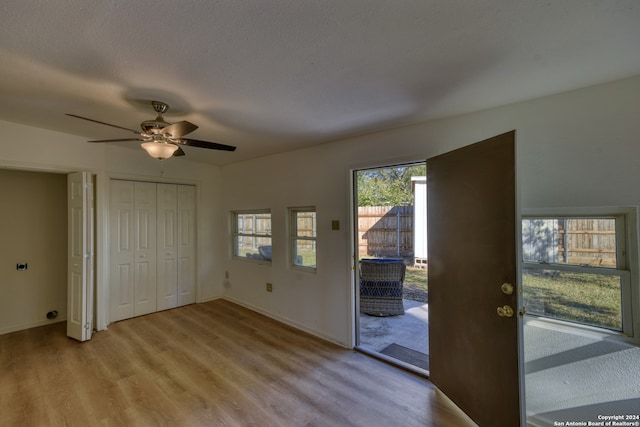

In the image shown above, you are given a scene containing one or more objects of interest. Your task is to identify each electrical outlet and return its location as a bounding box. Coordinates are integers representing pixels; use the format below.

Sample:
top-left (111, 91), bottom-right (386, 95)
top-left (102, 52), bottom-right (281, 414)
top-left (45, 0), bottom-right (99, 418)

top-left (266, 282), bottom-right (273, 292)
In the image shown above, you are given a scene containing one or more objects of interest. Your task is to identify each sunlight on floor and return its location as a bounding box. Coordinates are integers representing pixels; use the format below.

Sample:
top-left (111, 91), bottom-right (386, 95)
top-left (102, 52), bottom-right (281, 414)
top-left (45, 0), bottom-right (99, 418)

top-left (524, 317), bottom-right (640, 426)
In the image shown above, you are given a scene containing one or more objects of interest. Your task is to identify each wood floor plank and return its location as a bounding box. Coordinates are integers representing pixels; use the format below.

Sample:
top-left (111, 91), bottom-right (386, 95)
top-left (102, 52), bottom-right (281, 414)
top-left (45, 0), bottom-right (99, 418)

top-left (0, 299), bottom-right (476, 427)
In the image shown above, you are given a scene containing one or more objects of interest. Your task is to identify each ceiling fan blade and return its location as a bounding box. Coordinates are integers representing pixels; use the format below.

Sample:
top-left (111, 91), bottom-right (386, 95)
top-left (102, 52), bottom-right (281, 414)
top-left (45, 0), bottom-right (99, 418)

top-left (161, 121), bottom-right (198, 138)
top-left (181, 138), bottom-right (237, 152)
top-left (87, 138), bottom-right (144, 143)
top-left (66, 114), bottom-right (142, 135)
top-left (173, 146), bottom-right (186, 157)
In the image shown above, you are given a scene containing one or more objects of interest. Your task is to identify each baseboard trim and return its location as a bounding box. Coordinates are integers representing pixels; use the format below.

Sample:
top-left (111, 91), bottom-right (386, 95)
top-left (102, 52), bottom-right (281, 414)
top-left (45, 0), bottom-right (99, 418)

top-left (0, 318), bottom-right (67, 336)
top-left (221, 296), bottom-right (350, 349)
top-left (199, 295), bottom-right (224, 304)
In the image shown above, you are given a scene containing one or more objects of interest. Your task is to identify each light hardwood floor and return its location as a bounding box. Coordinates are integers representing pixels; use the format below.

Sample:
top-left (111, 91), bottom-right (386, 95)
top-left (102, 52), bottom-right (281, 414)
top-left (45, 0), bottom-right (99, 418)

top-left (0, 299), bottom-right (475, 427)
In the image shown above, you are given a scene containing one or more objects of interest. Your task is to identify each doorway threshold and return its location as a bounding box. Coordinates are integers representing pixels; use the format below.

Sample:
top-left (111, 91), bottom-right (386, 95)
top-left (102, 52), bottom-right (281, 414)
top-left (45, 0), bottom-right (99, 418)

top-left (356, 345), bottom-right (430, 379)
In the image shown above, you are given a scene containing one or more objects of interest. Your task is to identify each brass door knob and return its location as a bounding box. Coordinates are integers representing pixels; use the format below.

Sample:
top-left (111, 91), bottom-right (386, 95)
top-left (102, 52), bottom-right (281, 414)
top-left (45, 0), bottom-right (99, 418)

top-left (501, 283), bottom-right (514, 295)
top-left (496, 305), bottom-right (514, 318)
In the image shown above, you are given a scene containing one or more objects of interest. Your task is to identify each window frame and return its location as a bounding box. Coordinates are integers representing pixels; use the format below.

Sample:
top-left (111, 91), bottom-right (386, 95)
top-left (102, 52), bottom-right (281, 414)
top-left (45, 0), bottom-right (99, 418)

top-left (231, 209), bottom-right (272, 264)
top-left (288, 206), bottom-right (317, 272)
top-left (522, 207), bottom-right (637, 341)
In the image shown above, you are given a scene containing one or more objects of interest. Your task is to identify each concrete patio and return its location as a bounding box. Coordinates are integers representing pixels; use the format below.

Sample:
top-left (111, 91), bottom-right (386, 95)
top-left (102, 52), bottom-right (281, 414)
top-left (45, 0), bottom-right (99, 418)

top-left (358, 299), bottom-right (429, 368)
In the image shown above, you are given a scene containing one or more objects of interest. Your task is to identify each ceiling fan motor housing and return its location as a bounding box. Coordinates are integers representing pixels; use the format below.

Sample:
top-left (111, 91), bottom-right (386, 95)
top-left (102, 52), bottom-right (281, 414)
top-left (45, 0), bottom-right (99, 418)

top-left (141, 116), bottom-right (170, 134)
top-left (141, 102), bottom-right (171, 133)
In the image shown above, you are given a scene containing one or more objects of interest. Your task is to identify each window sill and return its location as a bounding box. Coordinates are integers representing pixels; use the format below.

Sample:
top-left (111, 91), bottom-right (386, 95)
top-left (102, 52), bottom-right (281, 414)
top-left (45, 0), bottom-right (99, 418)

top-left (232, 256), bottom-right (272, 266)
top-left (290, 265), bottom-right (317, 274)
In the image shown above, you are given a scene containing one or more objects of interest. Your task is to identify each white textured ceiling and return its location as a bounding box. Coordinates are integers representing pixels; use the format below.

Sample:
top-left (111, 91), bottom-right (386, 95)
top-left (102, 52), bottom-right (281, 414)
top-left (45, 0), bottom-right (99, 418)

top-left (0, 0), bottom-right (639, 165)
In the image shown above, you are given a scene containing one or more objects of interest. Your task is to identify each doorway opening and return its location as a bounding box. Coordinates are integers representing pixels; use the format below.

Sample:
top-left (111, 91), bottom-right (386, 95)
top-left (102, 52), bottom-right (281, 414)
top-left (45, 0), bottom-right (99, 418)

top-left (0, 169), bottom-right (79, 336)
top-left (353, 162), bottom-right (429, 373)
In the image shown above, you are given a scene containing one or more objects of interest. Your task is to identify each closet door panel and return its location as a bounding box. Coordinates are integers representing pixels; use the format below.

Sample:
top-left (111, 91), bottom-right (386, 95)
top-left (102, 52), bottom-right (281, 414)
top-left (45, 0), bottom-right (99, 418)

top-left (177, 185), bottom-right (196, 306)
top-left (109, 180), bottom-right (135, 322)
top-left (157, 183), bottom-right (178, 311)
top-left (134, 182), bottom-right (157, 316)
top-left (110, 180), bottom-right (197, 322)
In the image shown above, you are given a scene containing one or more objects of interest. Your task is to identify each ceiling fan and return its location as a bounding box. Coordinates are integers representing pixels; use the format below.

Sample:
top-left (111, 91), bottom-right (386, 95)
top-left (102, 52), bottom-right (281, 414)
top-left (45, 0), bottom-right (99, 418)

top-left (66, 101), bottom-right (236, 159)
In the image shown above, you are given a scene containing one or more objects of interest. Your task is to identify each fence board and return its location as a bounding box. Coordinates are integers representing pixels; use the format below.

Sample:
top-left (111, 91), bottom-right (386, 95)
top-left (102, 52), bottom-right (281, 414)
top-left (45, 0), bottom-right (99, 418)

top-left (358, 206), bottom-right (414, 258)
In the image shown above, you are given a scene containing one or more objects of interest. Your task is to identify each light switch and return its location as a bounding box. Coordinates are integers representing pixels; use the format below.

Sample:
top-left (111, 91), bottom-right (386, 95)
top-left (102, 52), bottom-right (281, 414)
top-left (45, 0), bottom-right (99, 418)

top-left (331, 220), bottom-right (340, 230)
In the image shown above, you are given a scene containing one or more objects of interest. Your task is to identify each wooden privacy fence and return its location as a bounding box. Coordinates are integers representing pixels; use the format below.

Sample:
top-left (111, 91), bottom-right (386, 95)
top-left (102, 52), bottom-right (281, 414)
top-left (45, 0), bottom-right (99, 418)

top-left (294, 211), bottom-right (316, 251)
top-left (360, 210), bottom-right (618, 267)
top-left (559, 218), bottom-right (617, 266)
top-left (358, 206), bottom-right (414, 259)
top-left (236, 212), bottom-right (272, 253)
top-left (236, 212), bottom-right (316, 252)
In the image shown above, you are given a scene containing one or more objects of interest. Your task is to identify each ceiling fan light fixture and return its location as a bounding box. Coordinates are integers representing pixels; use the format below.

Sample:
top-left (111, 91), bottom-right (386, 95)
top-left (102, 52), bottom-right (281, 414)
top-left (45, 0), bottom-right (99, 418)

top-left (141, 142), bottom-right (179, 159)
top-left (67, 101), bottom-right (237, 158)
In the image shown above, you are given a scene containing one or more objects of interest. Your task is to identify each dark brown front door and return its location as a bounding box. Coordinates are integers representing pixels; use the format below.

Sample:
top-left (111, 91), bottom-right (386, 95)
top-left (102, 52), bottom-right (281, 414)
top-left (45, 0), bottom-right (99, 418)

top-left (427, 131), bottom-right (522, 426)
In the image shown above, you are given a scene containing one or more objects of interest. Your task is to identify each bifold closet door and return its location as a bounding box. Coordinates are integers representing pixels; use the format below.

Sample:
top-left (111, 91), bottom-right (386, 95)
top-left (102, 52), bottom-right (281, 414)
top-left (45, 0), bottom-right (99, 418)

top-left (157, 183), bottom-right (178, 311)
top-left (133, 181), bottom-right (157, 316)
top-left (109, 180), bottom-right (158, 322)
top-left (156, 184), bottom-right (195, 309)
top-left (177, 185), bottom-right (196, 306)
top-left (67, 171), bottom-right (94, 342)
top-left (109, 180), bottom-right (135, 322)
top-left (110, 181), bottom-right (195, 323)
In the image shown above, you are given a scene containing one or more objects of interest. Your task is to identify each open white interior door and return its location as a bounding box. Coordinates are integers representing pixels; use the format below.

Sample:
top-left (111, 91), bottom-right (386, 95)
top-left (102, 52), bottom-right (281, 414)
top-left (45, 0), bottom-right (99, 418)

top-left (67, 172), bottom-right (94, 342)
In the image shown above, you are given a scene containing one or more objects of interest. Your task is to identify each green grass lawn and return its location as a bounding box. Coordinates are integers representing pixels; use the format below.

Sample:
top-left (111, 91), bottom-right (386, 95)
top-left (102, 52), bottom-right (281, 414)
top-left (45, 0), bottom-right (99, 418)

top-left (296, 250), bottom-right (317, 268)
top-left (401, 265), bottom-right (621, 331)
top-left (362, 261), bottom-right (621, 331)
top-left (403, 267), bottom-right (428, 302)
top-left (523, 270), bottom-right (622, 331)
top-left (405, 267), bottom-right (428, 290)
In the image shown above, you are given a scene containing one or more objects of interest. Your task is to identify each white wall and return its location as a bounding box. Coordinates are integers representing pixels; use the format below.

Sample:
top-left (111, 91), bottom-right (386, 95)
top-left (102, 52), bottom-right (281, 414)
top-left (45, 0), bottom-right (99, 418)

top-left (220, 75), bottom-right (640, 347)
top-left (0, 119), bottom-right (223, 333)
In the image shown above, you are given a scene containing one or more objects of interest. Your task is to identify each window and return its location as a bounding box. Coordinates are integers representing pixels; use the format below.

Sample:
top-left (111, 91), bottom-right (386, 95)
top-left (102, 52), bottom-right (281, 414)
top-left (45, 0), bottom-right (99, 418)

top-left (522, 214), bottom-right (632, 334)
top-left (232, 210), bottom-right (272, 262)
top-left (289, 207), bottom-right (316, 271)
